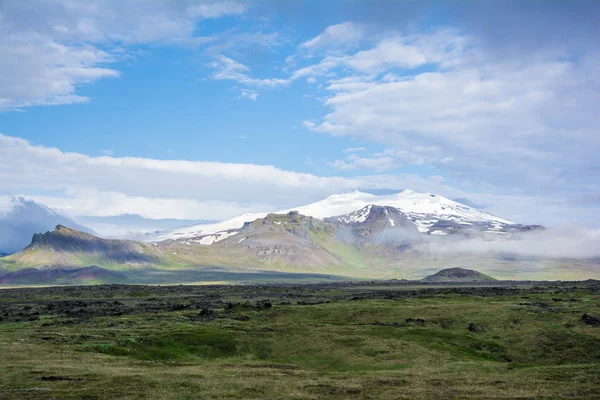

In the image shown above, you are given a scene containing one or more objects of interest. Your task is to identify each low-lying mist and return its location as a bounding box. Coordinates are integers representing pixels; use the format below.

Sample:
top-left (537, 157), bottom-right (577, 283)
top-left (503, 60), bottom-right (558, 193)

top-left (424, 226), bottom-right (600, 260)
top-left (371, 225), bottom-right (600, 260)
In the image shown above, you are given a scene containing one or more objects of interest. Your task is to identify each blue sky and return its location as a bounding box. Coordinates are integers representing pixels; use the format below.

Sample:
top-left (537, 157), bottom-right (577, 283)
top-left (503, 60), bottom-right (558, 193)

top-left (1, 0), bottom-right (599, 226)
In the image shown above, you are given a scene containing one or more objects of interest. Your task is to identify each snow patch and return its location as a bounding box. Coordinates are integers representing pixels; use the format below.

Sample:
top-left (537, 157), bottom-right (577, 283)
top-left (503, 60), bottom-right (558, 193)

top-left (192, 230), bottom-right (239, 246)
top-left (430, 230), bottom-right (447, 236)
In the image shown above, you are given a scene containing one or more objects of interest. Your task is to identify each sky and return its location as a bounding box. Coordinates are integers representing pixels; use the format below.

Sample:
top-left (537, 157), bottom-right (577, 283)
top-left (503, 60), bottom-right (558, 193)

top-left (0, 0), bottom-right (599, 227)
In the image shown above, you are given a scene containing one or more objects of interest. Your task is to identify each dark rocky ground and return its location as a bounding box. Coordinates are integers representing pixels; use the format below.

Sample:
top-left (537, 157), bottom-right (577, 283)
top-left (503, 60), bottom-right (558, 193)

top-left (1, 279), bottom-right (598, 324)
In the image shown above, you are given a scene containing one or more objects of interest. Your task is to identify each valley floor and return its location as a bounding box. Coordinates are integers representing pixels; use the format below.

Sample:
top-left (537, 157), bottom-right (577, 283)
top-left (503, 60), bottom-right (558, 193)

top-left (0, 281), bottom-right (599, 399)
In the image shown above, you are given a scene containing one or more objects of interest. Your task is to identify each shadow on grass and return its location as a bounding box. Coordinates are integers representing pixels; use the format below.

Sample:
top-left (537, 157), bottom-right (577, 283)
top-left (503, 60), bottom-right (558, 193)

top-left (87, 327), bottom-right (237, 361)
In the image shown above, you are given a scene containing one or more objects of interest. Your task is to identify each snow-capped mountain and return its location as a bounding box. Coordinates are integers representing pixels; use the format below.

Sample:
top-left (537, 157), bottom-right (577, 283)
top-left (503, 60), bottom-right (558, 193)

top-left (148, 190), bottom-right (523, 245)
top-left (325, 205), bottom-right (420, 241)
top-left (325, 204), bottom-right (418, 230)
top-left (293, 190), bottom-right (514, 234)
top-left (149, 212), bottom-right (268, 244)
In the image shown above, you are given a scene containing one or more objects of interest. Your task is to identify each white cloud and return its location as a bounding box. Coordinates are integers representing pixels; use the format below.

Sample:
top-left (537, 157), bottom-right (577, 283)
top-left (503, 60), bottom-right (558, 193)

top-left (0, 0), bottom-right (248, 109)
top-left (19, 190), bottom-right (268, 221)
top-left (302, 120), bottom-right (316, 129)
top-left (300, 22), bottom-right (364, 51)
top-left (291, 58), bottom-right (341, 80)
top-left (343, 147), bottom-right (367, 153)
top-left (239, 89), bottom-right (259, 100)
top-left (187, 2), bottom-right (246, 19)
top-left (290, 28), bottom-right (466, 82)
top-left (210, 55), bottom-right (291, 89)
top-left (0, 133), bottom-right (361, 219)
top-left (308, 29), bottom-right (600, 197)
top-left (331, 148), bottom-right (433, 172)
top-left (344, 38), bottom-right (428, 72)
top-left (330, 154), bottom-right (396, 172)
top-left (0, 33), bottom-right (120, 109)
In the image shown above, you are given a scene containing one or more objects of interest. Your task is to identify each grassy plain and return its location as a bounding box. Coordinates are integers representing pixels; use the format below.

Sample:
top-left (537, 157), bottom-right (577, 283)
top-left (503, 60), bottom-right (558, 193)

top-left (0, 281), bottom-right (599, 399)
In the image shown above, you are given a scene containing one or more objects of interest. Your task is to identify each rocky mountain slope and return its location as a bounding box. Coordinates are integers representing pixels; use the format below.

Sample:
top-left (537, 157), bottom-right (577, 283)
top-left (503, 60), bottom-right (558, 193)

top-left (152, 211), bottom-right (354, 272)
top-left (1, 225), bottom-right (163, 270)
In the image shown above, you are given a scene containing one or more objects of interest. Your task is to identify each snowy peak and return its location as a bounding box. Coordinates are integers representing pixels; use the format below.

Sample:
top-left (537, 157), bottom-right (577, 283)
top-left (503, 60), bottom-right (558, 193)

top-left (291, 189), bottom-right (512, 225)
top-left (325, 205), bottom-right (416, 230)
top-left (325, 204), bottom-right (420, 242)
top-left (389, 190), bottom-right (513, 224)
top-left (326, 204), bottom-right (378, 225)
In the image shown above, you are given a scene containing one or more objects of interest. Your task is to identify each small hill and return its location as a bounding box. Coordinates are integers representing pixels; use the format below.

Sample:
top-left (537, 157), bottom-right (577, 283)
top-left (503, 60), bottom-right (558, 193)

top-left (422, 268), bottom-right (497, 282)
top-left (1, 225), bottom-right (163, 270)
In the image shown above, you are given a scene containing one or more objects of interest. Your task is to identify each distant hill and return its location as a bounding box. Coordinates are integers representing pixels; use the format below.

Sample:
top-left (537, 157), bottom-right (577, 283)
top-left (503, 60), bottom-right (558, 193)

top-left (422, 268), bottom-right (497, 282)
top-left (1, 225), bottom-right (163, 270)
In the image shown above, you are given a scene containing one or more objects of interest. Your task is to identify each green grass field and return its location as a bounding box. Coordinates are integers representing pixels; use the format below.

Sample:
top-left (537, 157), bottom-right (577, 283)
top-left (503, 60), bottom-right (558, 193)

top-left (0, 281), bottom-right (599, 399)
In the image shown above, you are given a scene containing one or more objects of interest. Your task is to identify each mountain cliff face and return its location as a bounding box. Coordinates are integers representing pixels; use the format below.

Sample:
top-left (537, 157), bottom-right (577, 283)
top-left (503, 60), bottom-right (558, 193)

top-left (2, 225), bottom-right (162, 270)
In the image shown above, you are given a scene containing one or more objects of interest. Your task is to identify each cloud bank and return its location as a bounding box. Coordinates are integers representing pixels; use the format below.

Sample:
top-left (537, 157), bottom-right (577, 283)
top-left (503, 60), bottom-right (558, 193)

top-left (423, 226), bottom-right (600, 260)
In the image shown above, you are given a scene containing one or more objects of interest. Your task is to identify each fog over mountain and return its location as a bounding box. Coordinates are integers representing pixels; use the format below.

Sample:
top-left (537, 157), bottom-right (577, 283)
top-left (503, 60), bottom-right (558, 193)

top-left (76, 214), bottom-right (217, 240)
top-left (0, 197), bottom-right (92, 254)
